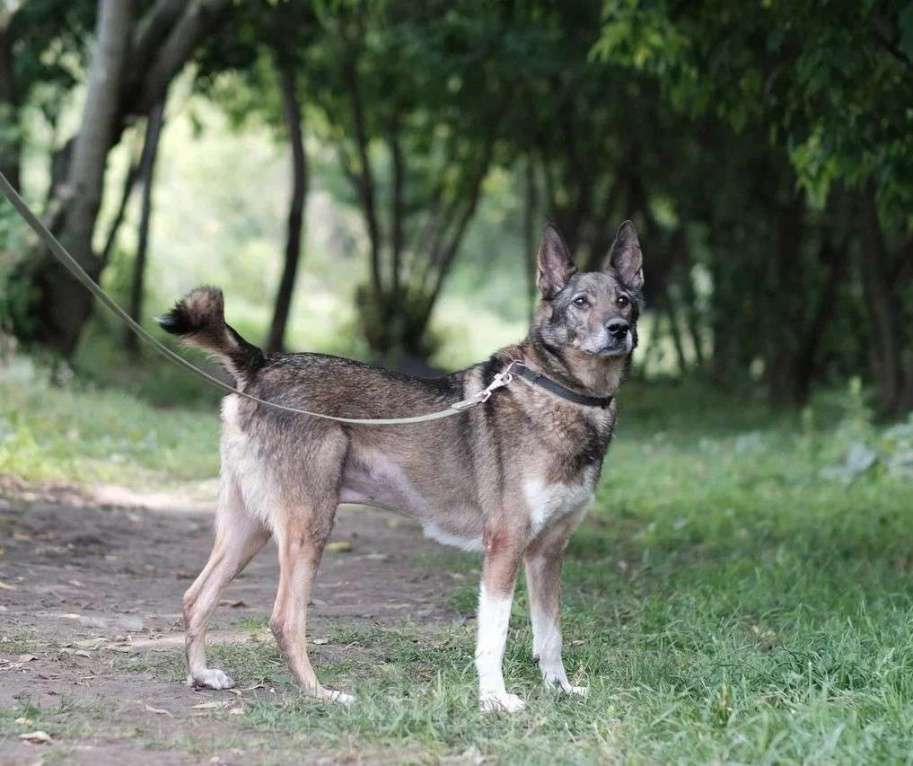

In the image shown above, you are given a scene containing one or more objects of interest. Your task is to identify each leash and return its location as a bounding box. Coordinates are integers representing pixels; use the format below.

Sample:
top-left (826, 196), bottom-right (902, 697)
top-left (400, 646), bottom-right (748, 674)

top-left (0, 171), bottom-right (612, 423)
top-left (0, 170), bottom-right (520, 425)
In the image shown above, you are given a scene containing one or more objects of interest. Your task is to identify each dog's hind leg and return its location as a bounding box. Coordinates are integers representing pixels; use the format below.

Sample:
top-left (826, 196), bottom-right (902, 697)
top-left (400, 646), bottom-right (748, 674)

top-left (183, 478), bottom-right (270, 690)
top-left (269, 431), bottom-right (352, 704)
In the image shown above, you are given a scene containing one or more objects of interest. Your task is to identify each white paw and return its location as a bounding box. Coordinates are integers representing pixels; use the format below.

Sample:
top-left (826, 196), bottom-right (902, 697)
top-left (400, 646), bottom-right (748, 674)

top-left (188, 668), bottom-right (235, 690)
top-left (479, 692), bottom-right (526, 714)
top-left (542, 668), bottom-right (588, 698)
top-left (325, 689), bottom-right (357, 706)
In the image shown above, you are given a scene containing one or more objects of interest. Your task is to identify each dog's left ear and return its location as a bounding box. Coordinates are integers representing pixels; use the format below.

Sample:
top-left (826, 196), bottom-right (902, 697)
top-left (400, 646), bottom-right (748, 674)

top-left (604, 220), bottom-right (644, 291)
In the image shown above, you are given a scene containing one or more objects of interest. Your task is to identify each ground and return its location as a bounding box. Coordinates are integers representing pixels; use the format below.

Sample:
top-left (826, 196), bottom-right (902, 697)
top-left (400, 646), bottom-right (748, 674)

top-left (3, 374), bottom-right (913, 764)
top-left (0, 481), bottom-right (474, 765)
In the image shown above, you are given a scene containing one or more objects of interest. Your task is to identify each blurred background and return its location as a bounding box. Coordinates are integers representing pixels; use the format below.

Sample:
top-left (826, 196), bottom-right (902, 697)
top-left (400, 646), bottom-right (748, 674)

top-left (0, 0), bottom-right (911, 474)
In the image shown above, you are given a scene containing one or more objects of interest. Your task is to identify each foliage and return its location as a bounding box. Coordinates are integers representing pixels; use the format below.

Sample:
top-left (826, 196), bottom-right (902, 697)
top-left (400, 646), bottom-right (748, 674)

top-left (596, 0), bottom-right (913, 217)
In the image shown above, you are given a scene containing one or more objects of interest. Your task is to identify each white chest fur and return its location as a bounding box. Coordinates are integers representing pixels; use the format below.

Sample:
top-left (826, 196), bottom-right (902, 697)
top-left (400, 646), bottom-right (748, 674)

top-left (523, 466), bottom-right (596, 538)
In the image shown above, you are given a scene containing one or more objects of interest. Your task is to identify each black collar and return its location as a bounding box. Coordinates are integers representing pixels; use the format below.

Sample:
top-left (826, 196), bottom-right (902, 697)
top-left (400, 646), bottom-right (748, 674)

top-left (512, 362), bottom-right (614, 409)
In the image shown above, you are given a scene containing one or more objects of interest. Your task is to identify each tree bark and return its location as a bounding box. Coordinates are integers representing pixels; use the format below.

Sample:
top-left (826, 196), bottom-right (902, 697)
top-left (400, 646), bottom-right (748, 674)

top-left (265, 59), bottom-right (307, 354)
top-left (132, 0), bottom-right (231, 115)
top-left (17, 0), bottom-right (233, 355)
top-left (388, 114), bottom-right (404, 305)
top-left (342, 54), bottom-right (383, 297)
top-left (125, 100), bottom-right (165, 354)
top-left (523, 154), bottom-right (538, 317)
top-left (0, 12), bottom-right (20, 191)
top-left (860, 183), bottom-right (902, 414)
top-left (31, 0), bottom-right (135, 356)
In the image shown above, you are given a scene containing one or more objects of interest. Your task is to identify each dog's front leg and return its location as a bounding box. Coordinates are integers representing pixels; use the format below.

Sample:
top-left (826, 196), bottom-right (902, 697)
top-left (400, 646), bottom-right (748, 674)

top-left (476, 522), bottom-right (526, 713)
top-left (524, 511), bottom-right (588, 697)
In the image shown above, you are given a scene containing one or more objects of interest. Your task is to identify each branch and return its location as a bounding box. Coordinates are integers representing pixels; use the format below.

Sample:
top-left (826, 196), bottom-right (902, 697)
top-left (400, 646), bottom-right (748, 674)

top-left (133, 0), bottom-right (232, 116)
top-left (342, 50), bottom-right (383, 294)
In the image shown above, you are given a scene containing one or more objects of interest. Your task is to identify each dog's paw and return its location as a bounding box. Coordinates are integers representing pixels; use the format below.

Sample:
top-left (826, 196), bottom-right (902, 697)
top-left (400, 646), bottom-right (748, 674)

top-left (188, 668), bottom-right (235, 690)
top-left (542, 669), bottom-right (588, 698)
top-left (479, 692), bottom-right (526, 714)
top-left (323, 688), bottom-right (357, 706)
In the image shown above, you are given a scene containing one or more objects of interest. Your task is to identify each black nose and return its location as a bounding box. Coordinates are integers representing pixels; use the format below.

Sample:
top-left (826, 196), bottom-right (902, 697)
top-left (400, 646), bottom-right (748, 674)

top-left (607, 319), bottom-right (629, 339)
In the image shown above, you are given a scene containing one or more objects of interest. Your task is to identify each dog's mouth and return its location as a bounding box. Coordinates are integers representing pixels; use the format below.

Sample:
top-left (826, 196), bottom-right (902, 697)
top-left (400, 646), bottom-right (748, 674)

top-left (586, 334), bottom-right (633, 358)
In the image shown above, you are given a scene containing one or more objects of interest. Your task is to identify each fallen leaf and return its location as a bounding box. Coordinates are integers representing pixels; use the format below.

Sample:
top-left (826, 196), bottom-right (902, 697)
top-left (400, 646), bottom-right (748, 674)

top-left (144, 703), bottom-right (174, 718)
top-left (325, 540), bottom-right (352, 553)
top-left (17, 654), bottom-right (37, 663)
top-left (14, 717), bottom-right (33, 725)
top-left (0, 580), bottom-right (17, 591)
top-left (229, 707), bottom-right (245, 716)
top-left (73, 650), bottom-right (92, 658)
top-left (312, 638), bottom-right (329, 645)
top-left (19, 731), bottom-right (51, 744)
top-left (192, 701), bottom-right (227, 710)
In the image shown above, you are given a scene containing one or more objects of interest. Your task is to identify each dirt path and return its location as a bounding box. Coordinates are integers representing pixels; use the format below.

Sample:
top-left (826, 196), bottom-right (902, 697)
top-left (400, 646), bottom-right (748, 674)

top-left (0, 481), bottom-right (469, 765)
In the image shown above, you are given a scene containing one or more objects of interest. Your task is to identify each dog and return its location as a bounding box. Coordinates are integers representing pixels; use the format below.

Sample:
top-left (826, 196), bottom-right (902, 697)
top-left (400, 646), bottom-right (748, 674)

top-left (159, 221), bottom-right (644, 712)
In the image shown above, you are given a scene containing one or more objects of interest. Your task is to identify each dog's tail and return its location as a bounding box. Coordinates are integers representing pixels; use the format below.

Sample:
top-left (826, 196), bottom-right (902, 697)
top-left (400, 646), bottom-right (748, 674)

top-left (157, 286), bottom-right (265, 385)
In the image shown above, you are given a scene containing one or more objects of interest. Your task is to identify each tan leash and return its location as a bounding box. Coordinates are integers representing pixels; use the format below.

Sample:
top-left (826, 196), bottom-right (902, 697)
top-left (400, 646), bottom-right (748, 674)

top-left (0, 170), bottom-right (517, 425)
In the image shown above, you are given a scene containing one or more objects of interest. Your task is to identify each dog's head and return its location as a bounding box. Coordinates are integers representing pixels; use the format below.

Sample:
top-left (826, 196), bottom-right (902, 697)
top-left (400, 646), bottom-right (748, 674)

top-left (531, 221), bottom-right (644, 360)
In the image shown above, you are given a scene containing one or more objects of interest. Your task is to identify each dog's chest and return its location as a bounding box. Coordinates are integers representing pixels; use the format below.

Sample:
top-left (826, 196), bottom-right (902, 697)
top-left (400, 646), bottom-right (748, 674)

top-left (522, 465), bottom-right (596, 537)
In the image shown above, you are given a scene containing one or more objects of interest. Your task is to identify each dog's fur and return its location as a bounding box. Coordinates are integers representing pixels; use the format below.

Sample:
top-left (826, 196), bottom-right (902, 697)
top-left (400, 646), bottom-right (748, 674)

top-left (161, 222), bottom-right (644, 712)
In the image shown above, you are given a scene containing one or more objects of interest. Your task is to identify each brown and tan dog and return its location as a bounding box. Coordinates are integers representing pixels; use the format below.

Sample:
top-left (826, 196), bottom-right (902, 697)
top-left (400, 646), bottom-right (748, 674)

top-left (159, 221), bottom-right (644, 712)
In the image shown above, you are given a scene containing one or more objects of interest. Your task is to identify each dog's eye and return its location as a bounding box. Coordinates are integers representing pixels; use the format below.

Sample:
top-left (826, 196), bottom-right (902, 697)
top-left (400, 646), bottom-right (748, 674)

top-left (616, 295), bottom-right (630, 308)
top-left (572, 296), bottom-right (589, 308)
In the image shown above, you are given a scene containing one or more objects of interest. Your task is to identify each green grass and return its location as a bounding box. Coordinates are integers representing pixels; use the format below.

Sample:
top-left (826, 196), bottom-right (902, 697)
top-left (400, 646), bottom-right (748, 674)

top-left (5, 352), bottom-right (913, 762)
top-left (0, 354), bottom-right (219, 486)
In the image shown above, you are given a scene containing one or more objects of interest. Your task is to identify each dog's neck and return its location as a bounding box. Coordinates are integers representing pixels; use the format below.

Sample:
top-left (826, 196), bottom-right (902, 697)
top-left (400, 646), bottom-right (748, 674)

top-left (515, 337), bottom-right (628, 400)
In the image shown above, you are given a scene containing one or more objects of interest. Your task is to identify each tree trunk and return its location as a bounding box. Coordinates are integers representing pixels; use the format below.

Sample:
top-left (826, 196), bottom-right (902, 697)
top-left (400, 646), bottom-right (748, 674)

top-left (860, 183), bottom-right (902, 414)
top-left (524, 155), bottom-right (538, 317)
top-left (0, 15), bottom-right (20, 191)
top-left (665, 300), bottom-right (688, 377)
top-left (30, 0), bottom-right (135, 356)
top-left (265, 59), bottom-right (307, 354)
top-left (125, 100), bottom-right (165, 354)
top-left (16, 0), bottom-right (233, 355)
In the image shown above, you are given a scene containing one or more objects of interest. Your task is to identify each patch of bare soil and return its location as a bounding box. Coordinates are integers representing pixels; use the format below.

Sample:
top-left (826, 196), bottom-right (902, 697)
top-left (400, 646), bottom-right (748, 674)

top-left (0, 480), bottom-right (467, 765)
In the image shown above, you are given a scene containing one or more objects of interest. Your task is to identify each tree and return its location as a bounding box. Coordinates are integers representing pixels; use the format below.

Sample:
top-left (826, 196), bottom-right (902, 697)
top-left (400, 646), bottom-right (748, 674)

top-left (305, 0), bottom-right (514, 362)
top-left (595, 0), bottom-right (913, 413)
top-left (12, 0), bottom-right (234, 356)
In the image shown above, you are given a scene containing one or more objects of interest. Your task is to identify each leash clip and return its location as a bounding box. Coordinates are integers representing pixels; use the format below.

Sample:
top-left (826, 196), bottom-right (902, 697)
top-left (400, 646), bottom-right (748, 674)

top-left (478, 361), bottom-right (517, 403)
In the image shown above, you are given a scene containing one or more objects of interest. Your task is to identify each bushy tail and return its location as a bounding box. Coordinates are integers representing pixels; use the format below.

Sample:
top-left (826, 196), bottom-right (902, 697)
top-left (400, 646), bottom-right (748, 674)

top-left (157, 286), bottom-right (264, 384)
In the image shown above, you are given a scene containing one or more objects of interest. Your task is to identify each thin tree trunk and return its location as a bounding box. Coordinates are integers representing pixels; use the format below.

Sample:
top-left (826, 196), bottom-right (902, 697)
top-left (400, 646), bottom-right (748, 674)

top-left (860, 182), bottom-right (901, 414)
top-left (389, 114), bottom-right (404, 305)
top-left (343, 54), bottom-right (383, 297)
top-left (101, 144), bottom-right (142, 268)
top-left (31, 0), bottom-right (135, 356)
top-left (0, 15), bottom-right (20, 191)
top-left (665, 300), bottom-right (688, 377)
top-left (265, 59), bottom-right (307, 354)
top-left (125, 100), bottom-right (165, 354)
top-left (524, 155), bottom-right (538, 317)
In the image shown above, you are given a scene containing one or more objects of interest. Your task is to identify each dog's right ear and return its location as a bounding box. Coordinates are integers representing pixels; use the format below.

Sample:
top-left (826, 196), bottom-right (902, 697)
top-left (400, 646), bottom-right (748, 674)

top-left (536, 224), bottom-right (576, 299)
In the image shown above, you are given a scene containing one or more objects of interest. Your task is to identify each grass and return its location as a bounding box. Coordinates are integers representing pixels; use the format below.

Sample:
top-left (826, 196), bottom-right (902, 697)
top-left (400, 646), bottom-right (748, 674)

top-left (4, 349), bottom-right (913, 762)
top-left (0, 353), bottom-right (219, 486)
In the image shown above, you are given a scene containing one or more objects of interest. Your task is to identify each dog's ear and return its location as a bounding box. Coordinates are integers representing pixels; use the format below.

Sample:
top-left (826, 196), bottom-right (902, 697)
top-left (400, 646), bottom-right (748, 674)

top-left (604, 220), bottom-right (644, 291)
top-left (537, 224), bottom-right (576, 299)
